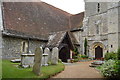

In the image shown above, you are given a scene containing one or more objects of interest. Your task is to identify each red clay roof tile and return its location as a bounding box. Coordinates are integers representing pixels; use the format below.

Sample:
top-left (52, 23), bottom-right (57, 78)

top-left (2, 2), bottom-right (84, 40)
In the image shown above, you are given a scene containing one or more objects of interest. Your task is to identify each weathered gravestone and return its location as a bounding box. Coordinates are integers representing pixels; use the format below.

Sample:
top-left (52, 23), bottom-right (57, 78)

top-left (33, 47), bottom-right (43, 76)
top-left (45, 48), bottom-right (51, 61)
top-left (42, 48), bottom-right (50, 66)
top-left (21, 54), bottom-right (34, 68)
top-left (51, 47), bottom-right (59, 65)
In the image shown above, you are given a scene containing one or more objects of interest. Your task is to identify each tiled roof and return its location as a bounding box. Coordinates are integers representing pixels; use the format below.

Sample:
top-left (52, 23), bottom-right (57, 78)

top-left (70, 12), bottom-right (84, 30)
top-left (2, 2), bottom-right (71, 40)
top-left (2, 2), bottom-right (84, 40)
top-left (2, 29), bottom-right (48, 41)
top-left (46, 31), bottom-right (66, 48)
top-left (46, 31), bottom-right (79, 50)
top-left (68, 31), bottom-right (78, 44)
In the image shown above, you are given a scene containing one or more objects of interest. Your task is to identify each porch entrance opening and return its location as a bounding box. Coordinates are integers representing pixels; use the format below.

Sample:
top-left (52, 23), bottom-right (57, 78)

top-left (95, 46), bottom-right (103, 59)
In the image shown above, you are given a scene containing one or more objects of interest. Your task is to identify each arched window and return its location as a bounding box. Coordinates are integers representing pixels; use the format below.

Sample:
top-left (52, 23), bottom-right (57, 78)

top-left (22, 42), bottom-right (26, 52)
top-left (111, 45), bottom-right (113, 48)
top-left (21, 41), bottom-right (28, 53)
top-left (98, 3), bottom-right (100, 12)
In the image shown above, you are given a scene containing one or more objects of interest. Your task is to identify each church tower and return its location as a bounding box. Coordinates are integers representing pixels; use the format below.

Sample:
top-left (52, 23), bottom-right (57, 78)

top-left (81, 0), bottom-right (120, 59)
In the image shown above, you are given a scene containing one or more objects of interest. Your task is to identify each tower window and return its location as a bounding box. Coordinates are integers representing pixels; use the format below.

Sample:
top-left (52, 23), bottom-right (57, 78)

top-left (111, 45), bottom-right (113, 48)
top-left (98, 3), bottom-right (100, 12)
top-left (107, 51), bottom-right (109, 53)
top-left (96, 25), bottom-right (99, 34)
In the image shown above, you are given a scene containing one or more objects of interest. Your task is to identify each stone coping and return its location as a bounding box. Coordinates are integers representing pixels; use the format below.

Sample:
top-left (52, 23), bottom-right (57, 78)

top-left (21, 54), bottom-right (35, 56)
top-left (21, 53), bottom-right (49, 56)
top-left (42, 54), bottom-right (49, 56)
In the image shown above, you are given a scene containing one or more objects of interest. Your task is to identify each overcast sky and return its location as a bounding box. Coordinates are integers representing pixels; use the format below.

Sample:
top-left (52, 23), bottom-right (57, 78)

top-left (41, 0), bottom-right (85, 14)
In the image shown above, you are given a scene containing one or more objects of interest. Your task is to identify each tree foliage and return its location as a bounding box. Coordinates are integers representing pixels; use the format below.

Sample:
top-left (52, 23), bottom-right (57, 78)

top-left (84, 38), bottom-right (87, 55)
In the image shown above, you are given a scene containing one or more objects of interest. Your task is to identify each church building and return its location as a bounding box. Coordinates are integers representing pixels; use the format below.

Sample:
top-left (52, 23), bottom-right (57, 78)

top-left (0, 2), bottom-right (84, 61)
top-left (80, 1), bottom-right (120, 59)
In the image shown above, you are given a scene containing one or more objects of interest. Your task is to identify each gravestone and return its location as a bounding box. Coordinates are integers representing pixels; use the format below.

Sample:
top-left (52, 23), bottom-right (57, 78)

top-left (45, 48), bottom-right (51, 61)
top-left (51, 47), bottom-right (59, 65)
top-left (33, 47), bottom-right (43, 76)
top-left (42, 48), bottom-right (50, 66)
top-left (42, 54), bottom-right (48, 66)
top-left (21, 54), bottom-right (34, 67)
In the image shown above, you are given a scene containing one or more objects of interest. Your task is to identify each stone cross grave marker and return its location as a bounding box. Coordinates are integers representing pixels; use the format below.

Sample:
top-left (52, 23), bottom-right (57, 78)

top-left (51, 47), bottom-right (59, 65)
top-left (33, 47), bottom-right (43, 76)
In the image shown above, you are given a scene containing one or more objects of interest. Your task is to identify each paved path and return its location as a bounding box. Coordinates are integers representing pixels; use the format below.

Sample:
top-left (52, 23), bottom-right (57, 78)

top-left (52, 60), bottom-right (103, 78)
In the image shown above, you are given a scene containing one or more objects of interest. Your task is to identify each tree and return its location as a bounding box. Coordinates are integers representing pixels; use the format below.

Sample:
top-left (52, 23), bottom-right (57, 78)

top-left (84, 38), bottom-right (88, 55)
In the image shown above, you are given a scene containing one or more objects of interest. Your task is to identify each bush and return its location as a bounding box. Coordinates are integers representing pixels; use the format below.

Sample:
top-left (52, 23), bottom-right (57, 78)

top-left (72, 48), bottom-right (79, 59)
top-left (48, 61), bottom-right (52, 65)
top-left (81, 55), bottom-right (88, 58)
top-left (73, 48), bottom-right (79, 55)
top-left (115, 60), bottom-right (120, 78)
top-left (58, 59), bottom-right (62, 63)
top-left (117, 48), bottom-right (120, 77)
top-left (77, 54), bottom-right (83, 60)
top-left (99, 60), bottom-right (118, 78)
top-left (74, 59), bottom-right (79, 62)
top-left (104, 52), bottom-right (117, 60)
top-left (99, 48), bottom-right (120, 78)
top-left (117, 48), bottom-right (120, 60)
top-left (73, 56), bottom-right (78, 59)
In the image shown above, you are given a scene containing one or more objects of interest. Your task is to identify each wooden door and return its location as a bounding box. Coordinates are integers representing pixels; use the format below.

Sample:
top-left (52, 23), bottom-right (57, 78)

top-left (95, 46), bottom-right (103, 59)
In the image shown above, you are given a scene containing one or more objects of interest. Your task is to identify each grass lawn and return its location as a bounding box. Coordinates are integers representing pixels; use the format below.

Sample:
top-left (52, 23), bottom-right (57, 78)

top-left (0, 60), bottom-right (2, 79)
top-left (2, 60), bottom-right (64, 79)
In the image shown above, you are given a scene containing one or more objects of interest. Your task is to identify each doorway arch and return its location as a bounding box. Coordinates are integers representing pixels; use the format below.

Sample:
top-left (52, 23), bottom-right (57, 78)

top-left (95, 46), bottom-right (103, 59)
top-left (59, 44), bottom-right (70, 62)
top-left (91, 42), bottom-right (104, 59)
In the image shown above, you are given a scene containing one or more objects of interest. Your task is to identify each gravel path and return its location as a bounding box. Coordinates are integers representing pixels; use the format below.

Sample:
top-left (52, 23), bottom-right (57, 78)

top-left (52, 60), bottom-right (103, 78)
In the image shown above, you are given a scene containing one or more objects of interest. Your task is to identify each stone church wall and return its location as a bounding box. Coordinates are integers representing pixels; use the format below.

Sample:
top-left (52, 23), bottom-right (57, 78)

top-left (81, 2), bottom-right (120, 58)
top-left (107, 5), bottom-right (119, 52)
top-left (2, 36), bottom-right (46, 59)
top-left (118, 6), bottom-right (120, 48)
top-left (85, 2), bottom-right (107, 17)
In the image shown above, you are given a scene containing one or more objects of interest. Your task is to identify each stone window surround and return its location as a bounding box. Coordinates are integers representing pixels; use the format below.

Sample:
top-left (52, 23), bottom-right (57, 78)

top-left (97, 3), bottom-right (100, 13)
top-left (96, 25), bottom-right (99, 34)
top-left (21, 41), bottom-right (28, 53)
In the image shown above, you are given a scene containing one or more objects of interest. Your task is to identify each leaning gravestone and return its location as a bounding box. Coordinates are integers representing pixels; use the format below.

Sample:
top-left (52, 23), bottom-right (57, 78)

top-left (51, 47), bottom-right (59, 65)
top-left (33, 47), bottom-right (43, 76)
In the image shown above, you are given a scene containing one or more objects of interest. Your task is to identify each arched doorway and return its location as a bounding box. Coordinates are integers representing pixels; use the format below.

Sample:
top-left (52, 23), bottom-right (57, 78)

top-left (59, 44), bottom-right (70, 62)
top-left (91, 42), bottom-right (104, 59)
top-left (95, 46), bottom-right (103, 59)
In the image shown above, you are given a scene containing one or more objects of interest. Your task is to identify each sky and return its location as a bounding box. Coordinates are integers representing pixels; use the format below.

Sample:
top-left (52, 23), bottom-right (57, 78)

top-left (41, 0), bottom-right (85, 14)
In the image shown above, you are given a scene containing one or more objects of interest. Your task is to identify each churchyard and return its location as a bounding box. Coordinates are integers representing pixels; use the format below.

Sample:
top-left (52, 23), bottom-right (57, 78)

top-left (1, 1), bottom-right (120, 79)
top-left (2, 60), bottom-right (64, 78)
top-left (2, 47), bottom-right (64, 79)
top-left (2, 47), bottom-right (120, 79)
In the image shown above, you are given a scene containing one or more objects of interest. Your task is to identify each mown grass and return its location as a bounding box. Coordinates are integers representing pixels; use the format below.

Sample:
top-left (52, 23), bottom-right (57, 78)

top-left (2, 60), bottom-right (64, 79)
top-left (0, 60), bottom-right (2, 79)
